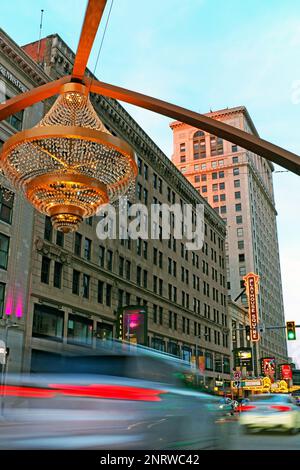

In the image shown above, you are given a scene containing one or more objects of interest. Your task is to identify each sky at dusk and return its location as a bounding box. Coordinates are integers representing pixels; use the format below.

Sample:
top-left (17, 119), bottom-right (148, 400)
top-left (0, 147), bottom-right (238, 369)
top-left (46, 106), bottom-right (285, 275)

top-left (1, 0), bottom-right (300, 365)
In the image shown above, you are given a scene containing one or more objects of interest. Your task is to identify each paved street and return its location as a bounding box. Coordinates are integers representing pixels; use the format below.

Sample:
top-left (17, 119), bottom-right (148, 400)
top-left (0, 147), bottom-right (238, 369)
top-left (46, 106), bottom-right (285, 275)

top-left (222, 421), bottom-right (300, 450)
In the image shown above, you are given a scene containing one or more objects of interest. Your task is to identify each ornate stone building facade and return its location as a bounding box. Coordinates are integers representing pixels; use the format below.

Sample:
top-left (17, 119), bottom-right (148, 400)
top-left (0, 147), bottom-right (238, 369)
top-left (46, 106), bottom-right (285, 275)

top-left (1, 31), bottom-right (231, 387)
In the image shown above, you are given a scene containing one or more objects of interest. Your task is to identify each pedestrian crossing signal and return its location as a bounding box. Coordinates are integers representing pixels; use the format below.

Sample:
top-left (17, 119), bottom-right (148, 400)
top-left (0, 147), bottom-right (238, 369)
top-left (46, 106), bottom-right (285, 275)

top-left (286, 321), bottom-right (296, 341)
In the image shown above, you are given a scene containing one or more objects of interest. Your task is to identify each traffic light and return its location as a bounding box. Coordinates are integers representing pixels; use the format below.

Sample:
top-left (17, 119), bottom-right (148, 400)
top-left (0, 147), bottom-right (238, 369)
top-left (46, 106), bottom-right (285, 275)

top-left (286, 321), bottom-right (296, 340)
top-left (246, 325), bottom-right (251, 341)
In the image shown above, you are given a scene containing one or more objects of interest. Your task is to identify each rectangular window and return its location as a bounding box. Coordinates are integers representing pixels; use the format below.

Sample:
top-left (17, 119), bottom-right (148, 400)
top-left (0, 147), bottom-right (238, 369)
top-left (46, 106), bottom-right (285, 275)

top-left (0, 233), bottom-right (10, 270)
top-left (195, 175), bottom-right (200, 183)
top-left (56, 231), bottom-right (64, 247)
top-left (98, 280), bottom-right (104, 303)
top-left (159, 307), bottom-right (163, 325)
top-left (213, 195), bottom-right (219, 203)
top-left (239, 253), bottom-right (245, 262)
top-left (219, 182), bottom-right (225, 190)
top-left (153, 304), bottom-right (157, 323)
top-left (180, 155), bottom-right (186, 163)
top-left (143, 241), bottom-right (148, 259)
top-left (74, 233), bottom-right (82, 256)
top-left (137, 157), bottom-right (142, 175)
top-left (220, 194), bottom-right (226, 201)
top-left (158, 178), bottom-right (163, 194)
top-left (137, 266), bottom-right (142, 285)
top-left (119, 256), bottom-right (124, 276)
top-left (235, 191), bottom-right (241, 199)
top-left (212, 184), bottom-right (218, 191)
top-left (235, 203), bottom-right (242, 212)
top-left (233, 167), bottom-right (240, 176)
top-left (106, 284), bottom-right (112, 306)
top-left (143, 188), bottom-right (148, 205)
top-left (153, 247), bottom-right (158, 265)
top-left (234, 179), bottom-right (240, 188)
top-left (33, 304), bottom-right (64, 341)
top-left (144, 163), bottom-right (148, 180)
top-left (82, 274), bottom-right (90, 298)
top-left (202, 186), bottom-right (207, 193)
top-left (232, 145), bottom-right (238, 153)
top-left (201, 174), bottom-right (207, 181)
top-left (53, 261), bottom-right (62, 288)
top-left (180, 143), bottom-right (186, 152)
top-left (41, 256), bottom-right (50, 284)
top-left (84, 238), bottom-right (92, 261)
top-left (107, 250), bottom-right (113, 270)
top-left (212, 172), bottom-right (218, 179)
top-left (44, 216), bottom-right (52, 241)
top-left (159, 279), bottom-right (163, 296)
top-left (239, 266), bottom-right (246, 276)
top-left (99, 246), bottom-right (105, 267)
top-left (72, 270), bottom-right (80, 295)
top-left (238, 240), bottom-right (244, 249)
top-left (219, 171), bottom-right (224, 178)
top-left (236, 215), bottom-right (243, 224)
top-left (220, 205), bottom-right (227, 214)
top-left (143, 270), bottom-right (148, 288)
top-left (67, 313), bottom-right (93, 346)
top-left (0, 188), bottom-right (14, 224)
top-left (125, 260), bottom-right (131, 280)
top-left (118, 289), bottom-right (124, 307)
top-left (0, 282), bottom-right (5, 318)
top-left (6, 106), bottom-right (23, 131)
top-left (159, 251), bottom-right (163, 268)
top-left (85, 216), bottom-right (93, 226)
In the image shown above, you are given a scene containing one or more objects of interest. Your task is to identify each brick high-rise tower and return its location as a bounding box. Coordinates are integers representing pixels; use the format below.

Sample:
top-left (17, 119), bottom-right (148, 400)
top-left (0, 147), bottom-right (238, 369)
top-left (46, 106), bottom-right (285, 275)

top-left (170, 106), bottom-right (288, 371)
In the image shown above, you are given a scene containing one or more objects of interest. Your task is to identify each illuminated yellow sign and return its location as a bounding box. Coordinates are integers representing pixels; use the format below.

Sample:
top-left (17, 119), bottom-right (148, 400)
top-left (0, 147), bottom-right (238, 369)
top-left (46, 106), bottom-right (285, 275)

top-left (243, 272), bottom-right (260, 342)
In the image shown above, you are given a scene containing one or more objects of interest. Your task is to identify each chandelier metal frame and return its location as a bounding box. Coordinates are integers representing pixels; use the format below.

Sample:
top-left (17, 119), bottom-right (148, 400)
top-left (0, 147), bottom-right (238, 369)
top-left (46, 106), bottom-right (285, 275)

top-left (0, 0), bottom-right (299, 185)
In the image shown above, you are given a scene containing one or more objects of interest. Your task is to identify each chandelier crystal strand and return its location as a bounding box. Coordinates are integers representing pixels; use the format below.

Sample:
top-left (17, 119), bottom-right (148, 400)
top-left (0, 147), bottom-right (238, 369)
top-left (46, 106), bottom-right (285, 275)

top-left (0, 83), bottom-right (137, 232)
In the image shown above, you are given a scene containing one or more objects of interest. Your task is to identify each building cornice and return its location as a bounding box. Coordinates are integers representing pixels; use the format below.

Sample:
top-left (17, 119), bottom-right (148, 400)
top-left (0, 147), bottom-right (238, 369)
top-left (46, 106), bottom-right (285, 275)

top-left (0, 29), bottom-right (49, 87)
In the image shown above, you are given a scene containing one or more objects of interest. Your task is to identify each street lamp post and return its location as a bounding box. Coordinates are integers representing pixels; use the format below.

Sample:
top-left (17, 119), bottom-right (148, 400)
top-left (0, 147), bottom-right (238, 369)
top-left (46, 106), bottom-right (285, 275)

top-left (0, 319), bottom-right (19, 416)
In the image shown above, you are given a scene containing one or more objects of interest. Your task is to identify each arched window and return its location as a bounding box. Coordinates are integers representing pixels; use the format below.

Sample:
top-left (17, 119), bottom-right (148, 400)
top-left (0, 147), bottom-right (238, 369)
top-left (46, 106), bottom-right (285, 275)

top-left (193, 130), bottom-right (205, 138)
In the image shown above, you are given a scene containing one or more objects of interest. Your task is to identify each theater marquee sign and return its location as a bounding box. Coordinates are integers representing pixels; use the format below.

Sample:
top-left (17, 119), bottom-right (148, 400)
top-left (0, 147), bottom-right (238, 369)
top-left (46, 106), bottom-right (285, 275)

top-left (243, 272), bottom-right (260, 342)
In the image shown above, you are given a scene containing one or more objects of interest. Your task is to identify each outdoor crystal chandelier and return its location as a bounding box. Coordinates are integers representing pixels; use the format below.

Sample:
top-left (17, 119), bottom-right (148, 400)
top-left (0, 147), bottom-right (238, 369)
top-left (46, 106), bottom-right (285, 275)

top-left (0, 0), bottom-right (298, 230)
top-left (0, 83), bottom-right (137, 232)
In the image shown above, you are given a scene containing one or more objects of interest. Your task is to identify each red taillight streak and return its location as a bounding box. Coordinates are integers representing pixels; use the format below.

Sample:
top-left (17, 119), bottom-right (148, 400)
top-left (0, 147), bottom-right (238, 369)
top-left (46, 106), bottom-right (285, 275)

top-left (270, 405), bottom-right (292, 412)
top-left (240, 405), bottom-right (257, 411)
top-left (2, 386), bottom-right (56, 399)
top-left (49, 384), bottom-right (166, 402)
top-left (1, 384), bottom-right (166, 402)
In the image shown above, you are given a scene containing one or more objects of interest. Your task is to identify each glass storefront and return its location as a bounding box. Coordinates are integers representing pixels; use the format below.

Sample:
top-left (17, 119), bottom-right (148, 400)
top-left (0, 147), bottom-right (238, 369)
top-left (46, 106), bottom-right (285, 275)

top-left (32, 304), bottom-right (64, 341)
top-left (67, 313), bottom-right (93, 346)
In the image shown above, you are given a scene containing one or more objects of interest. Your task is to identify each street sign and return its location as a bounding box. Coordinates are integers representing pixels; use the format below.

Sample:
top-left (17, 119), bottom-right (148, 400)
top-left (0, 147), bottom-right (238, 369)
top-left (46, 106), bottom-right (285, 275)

top-left (234, 371), bottom-right (241, 380)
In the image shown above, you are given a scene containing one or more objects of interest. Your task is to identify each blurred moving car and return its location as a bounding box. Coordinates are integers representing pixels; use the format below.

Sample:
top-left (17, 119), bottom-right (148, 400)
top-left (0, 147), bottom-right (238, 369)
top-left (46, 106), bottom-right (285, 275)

top-left (0, 341), bottom-right (227, 450)
top-left (239, 394), bottom-right (300, 434)
top-left (218, 397), bottom-right (233, 415)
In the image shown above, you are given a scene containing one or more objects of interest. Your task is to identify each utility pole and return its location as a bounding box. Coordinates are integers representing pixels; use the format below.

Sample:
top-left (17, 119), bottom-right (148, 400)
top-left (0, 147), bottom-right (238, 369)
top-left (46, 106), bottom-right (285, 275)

top-left (0, 319), bottom-right (19, 416)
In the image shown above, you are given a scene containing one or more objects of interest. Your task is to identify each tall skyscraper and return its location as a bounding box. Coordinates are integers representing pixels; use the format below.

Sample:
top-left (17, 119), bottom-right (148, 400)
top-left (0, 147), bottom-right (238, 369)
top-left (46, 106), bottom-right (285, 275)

top-left (171, 106), bottom-right (288, 371)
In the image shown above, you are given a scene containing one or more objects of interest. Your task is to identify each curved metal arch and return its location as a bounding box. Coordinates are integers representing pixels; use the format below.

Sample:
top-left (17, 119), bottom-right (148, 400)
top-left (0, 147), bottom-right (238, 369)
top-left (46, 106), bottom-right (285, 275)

top-left (87, 79), bottom-right (300, 175)
top-left (0, 76), bottom-right (72, 122)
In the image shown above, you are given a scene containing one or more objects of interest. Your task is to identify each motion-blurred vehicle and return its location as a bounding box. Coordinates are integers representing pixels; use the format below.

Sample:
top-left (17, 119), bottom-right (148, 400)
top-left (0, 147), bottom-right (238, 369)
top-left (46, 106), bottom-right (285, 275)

top-left (237, 397), bottom-right (250, 412)
top-left (218, 397), bottom-right (233, 415)
top-left (239, 394), bottom-right (300, 434)
top-left (0, 341), bottom-right (227, 450)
